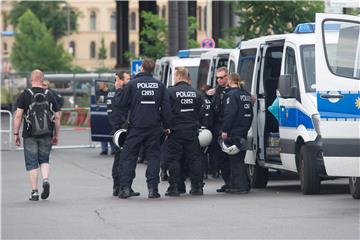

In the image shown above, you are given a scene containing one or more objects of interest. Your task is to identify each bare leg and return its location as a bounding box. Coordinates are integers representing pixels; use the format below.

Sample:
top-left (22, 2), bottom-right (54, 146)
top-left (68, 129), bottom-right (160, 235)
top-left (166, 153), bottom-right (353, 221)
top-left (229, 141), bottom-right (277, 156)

top-left (40, 163), bottom-right (50, 180)
top-left (29, 168), bottom-right (39, 190)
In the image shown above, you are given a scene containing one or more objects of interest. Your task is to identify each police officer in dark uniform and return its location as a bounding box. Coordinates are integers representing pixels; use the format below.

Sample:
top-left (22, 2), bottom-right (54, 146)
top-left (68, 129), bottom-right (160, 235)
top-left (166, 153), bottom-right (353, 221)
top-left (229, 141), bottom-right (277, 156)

top-left (165, 67), bottom-right (204, 196)
top-left (115, 58), bottom-right (171, 199)
top-left (106, 70), bottom-right (139, 197)
top-left (220, 73), bottom-right (253, 193)
top-left (207, 67), bottom-right (229, 190)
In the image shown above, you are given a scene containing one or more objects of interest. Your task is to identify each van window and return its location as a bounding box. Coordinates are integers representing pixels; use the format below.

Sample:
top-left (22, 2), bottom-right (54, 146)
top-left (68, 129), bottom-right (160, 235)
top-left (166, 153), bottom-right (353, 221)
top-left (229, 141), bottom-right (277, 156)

top-left (217, 55), bottom-right (229, 68)
top-left (285, 47), bottom-right (300, 100)
top-left (238, 48), bottom-right (257, 92)
top-left (188, 66), bottom-right (199, 89)
top-left (229, 60), bottom-right (236, 73)
top-left (197, 59), bottom-right (211, 90)
top-left (323, 20), bottom-right (360, 79)
top-left (301, 45), bottom-right (316, 92)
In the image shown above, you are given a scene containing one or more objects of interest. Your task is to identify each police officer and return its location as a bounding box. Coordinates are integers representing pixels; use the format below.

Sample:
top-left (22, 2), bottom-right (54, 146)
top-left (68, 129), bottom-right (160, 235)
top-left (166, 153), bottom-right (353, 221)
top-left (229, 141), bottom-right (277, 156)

top-left (106, 70), bottom-right (139, 197)
top-left (115, 58), bottom-right (171, 199)
top-left (165, 67), bottom-right (204, 196)
top-left (207, 67), bottom-right (229, 189)
top-left (220, 73), bottom-right (253, 193)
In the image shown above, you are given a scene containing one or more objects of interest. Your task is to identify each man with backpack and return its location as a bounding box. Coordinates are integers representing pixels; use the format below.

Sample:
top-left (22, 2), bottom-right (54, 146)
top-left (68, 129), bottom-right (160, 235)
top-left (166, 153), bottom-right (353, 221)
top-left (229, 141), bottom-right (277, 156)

top-left (13, 69), bottom-right (61, 201)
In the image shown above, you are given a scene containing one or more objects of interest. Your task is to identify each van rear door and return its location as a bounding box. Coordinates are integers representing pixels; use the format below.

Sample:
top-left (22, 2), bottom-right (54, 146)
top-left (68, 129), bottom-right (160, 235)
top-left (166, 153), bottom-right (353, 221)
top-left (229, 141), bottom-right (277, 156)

top-left (315, 13), bottom-right (360, 176)
top-left (90, 80), bottom-right (114, 142)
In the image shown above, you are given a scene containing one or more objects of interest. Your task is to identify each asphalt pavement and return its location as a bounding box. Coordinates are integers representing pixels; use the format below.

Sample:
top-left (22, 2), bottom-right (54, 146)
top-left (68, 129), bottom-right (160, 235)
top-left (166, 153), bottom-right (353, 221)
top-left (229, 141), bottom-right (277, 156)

top-left (2, 144), bottom-right (359, 239)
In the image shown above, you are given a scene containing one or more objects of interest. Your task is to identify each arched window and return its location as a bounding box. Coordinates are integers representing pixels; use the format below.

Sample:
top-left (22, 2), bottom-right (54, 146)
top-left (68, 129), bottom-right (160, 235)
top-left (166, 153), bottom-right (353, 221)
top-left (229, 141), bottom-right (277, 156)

top-left (110, 11), bottom-right (116, 31)
top-left (161, 6), bottom-right (166, 19)
top-left (130, 42), bottom-right (136, 56)
top-left (198, 6), bottom-right (202, 31)
top-left (130, 12), bottom-right (136, 31)
top-left (69, 41), bottom-right (76, 57)
top-left (110, 42), bottom-right (116, 58)
top-left (90, 41), bottom-right (96, 58)
top-left (90, 11), bottom-right (96, 31)
top-left (204, 6), bottom-right (207, 32)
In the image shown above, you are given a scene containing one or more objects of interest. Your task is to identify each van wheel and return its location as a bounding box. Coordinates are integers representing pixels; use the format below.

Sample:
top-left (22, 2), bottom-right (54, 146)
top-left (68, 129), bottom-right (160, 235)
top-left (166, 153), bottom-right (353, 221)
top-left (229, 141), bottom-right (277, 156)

top-left (349, 177), bottom-right (360, 199)
top-left (298, 145), bottom-right (320, 194)
top-left (247, 163), bottom-right (269, 188)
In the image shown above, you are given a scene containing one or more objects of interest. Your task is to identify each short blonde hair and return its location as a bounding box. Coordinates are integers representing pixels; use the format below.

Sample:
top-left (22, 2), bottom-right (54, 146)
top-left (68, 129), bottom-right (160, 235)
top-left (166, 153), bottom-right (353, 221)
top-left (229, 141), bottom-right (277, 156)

top-left (175, 67), bottom-right (189, 80)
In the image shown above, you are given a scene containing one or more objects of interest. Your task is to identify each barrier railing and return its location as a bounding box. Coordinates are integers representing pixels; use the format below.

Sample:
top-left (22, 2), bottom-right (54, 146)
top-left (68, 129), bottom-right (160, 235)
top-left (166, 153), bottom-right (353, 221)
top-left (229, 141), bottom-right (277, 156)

top-left (1, 107), bottom-right (97, 150)
top-left (0, 110), bottom-right (13, 150)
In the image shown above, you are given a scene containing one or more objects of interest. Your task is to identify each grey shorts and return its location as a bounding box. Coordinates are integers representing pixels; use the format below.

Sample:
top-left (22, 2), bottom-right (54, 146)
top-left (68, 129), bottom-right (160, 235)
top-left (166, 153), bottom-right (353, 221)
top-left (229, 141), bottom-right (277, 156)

top-left (23, 136), bottom-right (52, 171)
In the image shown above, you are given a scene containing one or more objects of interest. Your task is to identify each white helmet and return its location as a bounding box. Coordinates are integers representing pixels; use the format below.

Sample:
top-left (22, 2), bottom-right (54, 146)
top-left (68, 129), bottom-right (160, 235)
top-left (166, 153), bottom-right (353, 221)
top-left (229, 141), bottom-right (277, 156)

top-left (113, 129), bottom-right (127, 149)
top-left (218, 138), bottom-right (240, 155)
top-left (198, 128), bottom-right (213, 147)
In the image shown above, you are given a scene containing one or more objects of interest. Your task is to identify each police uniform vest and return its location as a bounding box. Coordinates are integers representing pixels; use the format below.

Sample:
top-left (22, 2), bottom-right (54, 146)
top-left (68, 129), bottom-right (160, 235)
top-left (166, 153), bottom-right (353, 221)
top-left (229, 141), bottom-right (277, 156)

top-left (222, 87), bottom-right (254, 138)
top-left (167, 81), bottom-right (203, 130)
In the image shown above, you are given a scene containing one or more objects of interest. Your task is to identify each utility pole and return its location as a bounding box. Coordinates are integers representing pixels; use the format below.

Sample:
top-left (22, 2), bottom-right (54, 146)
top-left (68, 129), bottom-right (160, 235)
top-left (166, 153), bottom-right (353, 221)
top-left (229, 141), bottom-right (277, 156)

top-left (178, 1), bottom-right (188, 51)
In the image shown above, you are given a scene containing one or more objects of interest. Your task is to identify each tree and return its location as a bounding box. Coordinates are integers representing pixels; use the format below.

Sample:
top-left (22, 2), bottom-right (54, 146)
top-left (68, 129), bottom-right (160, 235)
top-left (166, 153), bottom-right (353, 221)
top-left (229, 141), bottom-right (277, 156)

top-left (233, 1), bottom-right (324, 39)
top-left (98, 38), bottom-right (107, 63)
top-left (188, 16), bottom-right (200, 48)
top-left (140, 11), bottom-right (168, 59)
top-left (10, 10), bottom-right (72, 72)
top-left (8, 1), bottom-right (78, 41)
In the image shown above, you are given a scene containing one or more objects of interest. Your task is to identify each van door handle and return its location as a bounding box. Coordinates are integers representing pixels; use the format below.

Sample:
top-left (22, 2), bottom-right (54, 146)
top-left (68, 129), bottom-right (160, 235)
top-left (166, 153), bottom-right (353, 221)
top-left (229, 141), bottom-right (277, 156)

top-left (320, 94), bottom-right (344, 99)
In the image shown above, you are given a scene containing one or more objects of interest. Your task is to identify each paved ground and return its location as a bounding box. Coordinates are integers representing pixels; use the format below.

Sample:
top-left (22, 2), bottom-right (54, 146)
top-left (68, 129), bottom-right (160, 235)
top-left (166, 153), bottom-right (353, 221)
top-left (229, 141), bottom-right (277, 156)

top-left (2, 145), bottom-right (359, 239)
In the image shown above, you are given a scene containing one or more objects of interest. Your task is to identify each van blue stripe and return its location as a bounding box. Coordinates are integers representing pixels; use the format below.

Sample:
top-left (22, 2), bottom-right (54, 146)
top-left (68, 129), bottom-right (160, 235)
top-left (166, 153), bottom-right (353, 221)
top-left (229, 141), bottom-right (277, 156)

top-left (317, 92), bottom-right (360, 119)
top-left (279, 107), bottom-right (314, 129)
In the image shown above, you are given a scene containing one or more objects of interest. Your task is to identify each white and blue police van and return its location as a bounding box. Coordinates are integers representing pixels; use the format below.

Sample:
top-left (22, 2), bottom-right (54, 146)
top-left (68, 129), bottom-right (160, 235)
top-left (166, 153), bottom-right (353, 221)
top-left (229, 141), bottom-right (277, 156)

top-left (223, 13), bottom-right (359, 198)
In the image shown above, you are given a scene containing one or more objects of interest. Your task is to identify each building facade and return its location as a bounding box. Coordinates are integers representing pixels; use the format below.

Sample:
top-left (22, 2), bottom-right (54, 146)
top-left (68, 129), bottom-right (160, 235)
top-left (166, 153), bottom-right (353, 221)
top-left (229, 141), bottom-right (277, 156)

top-left (1, 0), bottom-right (231, 71)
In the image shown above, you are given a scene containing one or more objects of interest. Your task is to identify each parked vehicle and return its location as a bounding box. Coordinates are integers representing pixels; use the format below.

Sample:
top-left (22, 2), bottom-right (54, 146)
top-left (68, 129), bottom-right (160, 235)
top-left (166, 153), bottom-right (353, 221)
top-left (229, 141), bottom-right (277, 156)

top-left (225, 13), bottom-right (360, 198)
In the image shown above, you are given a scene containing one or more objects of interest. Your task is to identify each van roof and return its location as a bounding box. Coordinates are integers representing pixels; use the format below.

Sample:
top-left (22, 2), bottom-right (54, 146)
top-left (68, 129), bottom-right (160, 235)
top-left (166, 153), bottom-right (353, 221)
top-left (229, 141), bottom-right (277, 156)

top-left (200, 48), bottom-right (234, 59)
top-left (170, 57), bottom-right (201, 67)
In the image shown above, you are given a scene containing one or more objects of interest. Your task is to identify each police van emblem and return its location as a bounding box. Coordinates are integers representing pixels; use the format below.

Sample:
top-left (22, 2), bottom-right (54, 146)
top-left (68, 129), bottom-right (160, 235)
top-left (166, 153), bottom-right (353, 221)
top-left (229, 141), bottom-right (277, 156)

top-left (356, 97), bottom-right (360, 109)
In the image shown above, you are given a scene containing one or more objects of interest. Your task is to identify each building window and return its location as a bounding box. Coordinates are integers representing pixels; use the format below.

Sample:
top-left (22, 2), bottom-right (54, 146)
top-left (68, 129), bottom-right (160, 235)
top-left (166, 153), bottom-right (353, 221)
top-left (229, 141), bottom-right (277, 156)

top-left (69, 41), bottom-right (76, 57)
top-left (90, 41), bottom-right (96, 58)
top-left (198, 6), bottom-right (202, 31)
top-left (90, 11), bottom-right (96, 31)
top-left (161, 6), bottom-right (166, 19)
top-left (204, 6), bottom-right (207, 32)
top-left (130, 12), bottom-right (136, 31)
top-left (110, 11), bottom-right (116, 31)
top-left (110, 42), bottom-right (116, 58)
top-left (130, 42), bottom-right (136, 56)
top-left (3, 42), bottom-right (7, 51)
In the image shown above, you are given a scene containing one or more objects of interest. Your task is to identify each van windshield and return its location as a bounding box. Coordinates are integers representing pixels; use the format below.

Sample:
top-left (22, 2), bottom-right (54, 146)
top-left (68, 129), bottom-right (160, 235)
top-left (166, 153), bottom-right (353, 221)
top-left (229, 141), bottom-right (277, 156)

top-left (301, 45), bottom-right (316, 92)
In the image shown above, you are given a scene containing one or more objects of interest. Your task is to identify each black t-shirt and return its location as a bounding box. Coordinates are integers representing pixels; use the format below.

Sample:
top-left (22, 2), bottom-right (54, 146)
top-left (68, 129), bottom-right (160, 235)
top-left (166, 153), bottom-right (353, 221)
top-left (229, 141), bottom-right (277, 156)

top-left (16, 87), bottom-right (60, 138)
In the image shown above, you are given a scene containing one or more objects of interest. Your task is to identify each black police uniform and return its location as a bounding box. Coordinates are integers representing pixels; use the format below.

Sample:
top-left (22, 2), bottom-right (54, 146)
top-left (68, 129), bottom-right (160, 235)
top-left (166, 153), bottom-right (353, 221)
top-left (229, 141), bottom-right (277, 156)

top-left (106, 87), bottom-right (128, 196)
top-left (115, 72), bottom-right (171, 198)
top-left (166, 81), bottom-right (204, 195)
top-left (210, 85), bottom-right (228, 180)
top-left (222, 87), bottom-right (253, 192)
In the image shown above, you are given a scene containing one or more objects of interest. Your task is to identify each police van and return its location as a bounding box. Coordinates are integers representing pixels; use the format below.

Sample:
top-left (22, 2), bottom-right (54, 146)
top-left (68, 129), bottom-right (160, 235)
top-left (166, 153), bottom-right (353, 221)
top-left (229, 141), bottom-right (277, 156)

top-left (197, 49), bottom-right (234, 90)
top-left (222, 13), bottom-right (359, 198)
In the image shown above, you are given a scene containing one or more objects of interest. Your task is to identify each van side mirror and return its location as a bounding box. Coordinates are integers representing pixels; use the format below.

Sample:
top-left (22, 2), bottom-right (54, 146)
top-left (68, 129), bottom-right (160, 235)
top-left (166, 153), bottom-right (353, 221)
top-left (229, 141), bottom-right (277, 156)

top-left (278, 74), bottom-right (298, 99)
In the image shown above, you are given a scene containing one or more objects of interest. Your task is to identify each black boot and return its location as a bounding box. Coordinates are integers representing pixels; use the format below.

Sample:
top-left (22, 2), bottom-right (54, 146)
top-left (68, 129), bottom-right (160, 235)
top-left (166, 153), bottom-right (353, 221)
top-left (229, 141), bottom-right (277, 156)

top-left (118, 187), bottom-right (131, 199)
top-left (113, 186), bottom-right (119, 197)
top-left (190, 182), bottom-right (204, 196)
top-left (148, 188), bottom-right (161, 198)
top-left (130, 188), bottom-right (140, 197)
top-left (165, 184), bottom-right (180, 197)
top-left (216, 184), bottom-right (229, 193)
top-left (178, 182), bottom-right (186, 194)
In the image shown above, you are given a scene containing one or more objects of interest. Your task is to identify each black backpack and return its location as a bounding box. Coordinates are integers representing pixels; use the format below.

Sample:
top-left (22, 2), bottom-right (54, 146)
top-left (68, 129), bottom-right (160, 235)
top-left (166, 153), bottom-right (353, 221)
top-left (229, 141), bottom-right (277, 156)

top-left (25, 89), bottom-right (54, 136)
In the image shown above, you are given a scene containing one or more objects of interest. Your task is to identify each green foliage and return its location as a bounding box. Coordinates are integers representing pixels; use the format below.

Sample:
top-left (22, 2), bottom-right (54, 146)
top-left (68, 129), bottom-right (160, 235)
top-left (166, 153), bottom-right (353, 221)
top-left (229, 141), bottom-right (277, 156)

top-left (188, 16), bottom-right (200, 48)
top-left (233, 1), bottom-right (324, 39)
top-left (140, 11), bottom-right (168, 59)
top-left (10, 10), bottom-right (72, 72)
top-left (70, 65), bottom-right (87, 73)
top-left (8, 1), bottom-right (78, 41)
top-left (218, 36), bottom-right (236, 49)
top-left (98, 38), bottom-right (107, 60)
top-left (123, 51), bottom-right (137, 62)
